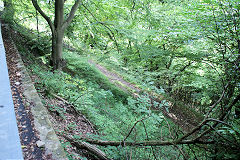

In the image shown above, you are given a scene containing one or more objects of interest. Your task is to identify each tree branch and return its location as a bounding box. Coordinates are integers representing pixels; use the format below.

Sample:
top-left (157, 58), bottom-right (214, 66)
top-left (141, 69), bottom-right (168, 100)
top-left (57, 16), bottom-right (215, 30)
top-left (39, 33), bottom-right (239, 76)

top-left (50, 92), bottom-right (98, 134)
top-left (220, 93), bottom-right (240, 120)
top-left (205, 83), bottom-right (229, 118)
top-left (171, 61), bottom-right (192, 82)
top-left (123, 116), bottom-right (149, 142)
top-left (63, 135), bottom-right (214, 147)
top-left (31, 0), bottom-right (55, 33)
top-left (64, 135), bottom-right (108, 160)
top-left (174, 119), bottom-right (209, 143)
top-left (82, 3), bottom-right (120, 54)
top-left (62, 0), bottom-right (82, 30)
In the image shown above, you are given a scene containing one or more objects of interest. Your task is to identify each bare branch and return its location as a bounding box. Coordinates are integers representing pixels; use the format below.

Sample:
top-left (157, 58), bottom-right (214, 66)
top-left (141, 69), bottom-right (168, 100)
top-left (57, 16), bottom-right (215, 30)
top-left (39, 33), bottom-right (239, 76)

top-left (205, 83), bottom-right (229, 118)
top-left (175, 119), bottom-right (209, 143)
top-left (123, 116), bottom-right (149, 142)
top-left (207, 118), bottom-right (231, 127)
top-left (62, 0), bottom-right (82, 30)
top-left (208, 124), bottom-right (239, 147)
top-left (164, 117), bottom-right (190, 159)
top-left (50, 92), bottom-right (98, 134)
top-left (82, 3), bottom-right (120, 54)
top-left (31, 0), bottom-right (55, 33)
top-left (171, 61), bottom-right (193, 82)
top-left (220, 93), bottom-right (240, 120)
top-left (63, 135), bottom-right (214, 147)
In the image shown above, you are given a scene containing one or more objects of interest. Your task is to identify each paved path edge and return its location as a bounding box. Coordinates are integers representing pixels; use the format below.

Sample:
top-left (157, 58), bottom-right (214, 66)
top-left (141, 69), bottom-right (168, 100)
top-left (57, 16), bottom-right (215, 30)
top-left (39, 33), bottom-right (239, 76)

top-left (0, 22), bottom-right (23, 160)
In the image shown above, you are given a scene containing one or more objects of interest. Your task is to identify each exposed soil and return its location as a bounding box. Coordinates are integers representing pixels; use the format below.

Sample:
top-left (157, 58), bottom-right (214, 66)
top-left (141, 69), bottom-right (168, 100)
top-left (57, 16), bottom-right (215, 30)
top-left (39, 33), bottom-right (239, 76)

top-left (88, 59), bottom-right (141, 94)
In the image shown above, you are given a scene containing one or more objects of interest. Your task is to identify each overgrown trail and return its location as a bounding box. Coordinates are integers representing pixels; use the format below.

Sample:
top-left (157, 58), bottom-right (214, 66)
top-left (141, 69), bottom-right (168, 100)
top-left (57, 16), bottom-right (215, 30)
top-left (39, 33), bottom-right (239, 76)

top-left (88, 59), bottom-right (203, 132)
top-left (88, 60), bottom-right (141, 95)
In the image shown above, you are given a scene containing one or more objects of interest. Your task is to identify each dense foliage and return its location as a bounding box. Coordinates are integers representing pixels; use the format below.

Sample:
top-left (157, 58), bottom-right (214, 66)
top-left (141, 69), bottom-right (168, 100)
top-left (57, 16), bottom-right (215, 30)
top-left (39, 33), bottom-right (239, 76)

top-left (2, 0), bottom-right (240, 159)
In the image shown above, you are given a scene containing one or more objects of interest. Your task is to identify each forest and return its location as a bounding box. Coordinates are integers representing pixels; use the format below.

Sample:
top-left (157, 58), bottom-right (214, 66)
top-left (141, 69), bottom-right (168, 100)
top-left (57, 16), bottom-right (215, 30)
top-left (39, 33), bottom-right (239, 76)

top-left (1, 0), bottom-right (240, 159)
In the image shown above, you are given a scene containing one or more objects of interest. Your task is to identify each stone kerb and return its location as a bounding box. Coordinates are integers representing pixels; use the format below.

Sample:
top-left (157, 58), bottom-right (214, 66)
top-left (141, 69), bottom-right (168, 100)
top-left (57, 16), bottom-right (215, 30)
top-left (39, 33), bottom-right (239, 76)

top-left (12, 38), bottom-right (67, 160)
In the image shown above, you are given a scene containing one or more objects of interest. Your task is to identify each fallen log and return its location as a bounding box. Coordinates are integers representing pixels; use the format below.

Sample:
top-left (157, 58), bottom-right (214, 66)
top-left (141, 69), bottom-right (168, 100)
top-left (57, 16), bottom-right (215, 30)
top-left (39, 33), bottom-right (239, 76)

top-left (63, 135), bottom-right (214, 147)
top-left (63, 135), bottom-right (109, 160)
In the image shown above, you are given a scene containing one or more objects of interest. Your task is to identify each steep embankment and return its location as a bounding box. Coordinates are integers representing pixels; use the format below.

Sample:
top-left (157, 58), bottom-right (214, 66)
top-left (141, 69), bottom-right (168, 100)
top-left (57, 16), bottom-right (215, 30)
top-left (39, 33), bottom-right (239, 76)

top-left (7, 24), bottom-right (101, 160)
top-left (88, 59), bottom-right (203, 132)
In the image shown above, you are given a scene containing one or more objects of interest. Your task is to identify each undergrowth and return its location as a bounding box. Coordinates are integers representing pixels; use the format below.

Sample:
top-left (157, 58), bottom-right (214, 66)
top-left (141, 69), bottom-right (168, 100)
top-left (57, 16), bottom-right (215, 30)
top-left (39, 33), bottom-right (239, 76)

top-left (24, 49), bottom-right (182, 159)
top-left (93, 52), bottom-right (204, 121)
top-left (12, 26), bottom-right (183, 159)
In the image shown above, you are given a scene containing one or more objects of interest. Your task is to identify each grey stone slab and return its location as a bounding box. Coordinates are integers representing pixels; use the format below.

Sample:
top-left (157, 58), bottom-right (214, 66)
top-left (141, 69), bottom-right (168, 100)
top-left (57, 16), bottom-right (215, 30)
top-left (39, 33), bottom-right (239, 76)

top-left (14, 35), bottom-right (67, 160)
top-left (0, 22), bottom-right (23, 159)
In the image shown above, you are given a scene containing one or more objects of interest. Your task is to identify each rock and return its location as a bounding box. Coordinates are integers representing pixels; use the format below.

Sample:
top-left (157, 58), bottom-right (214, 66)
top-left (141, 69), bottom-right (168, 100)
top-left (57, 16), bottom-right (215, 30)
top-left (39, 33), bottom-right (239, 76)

top-left (16, 72), bottom-right (21, 77)
top-left (25, 102), bottom-right (30, 107)
top-left (15, 82), bottom-right (20, 86)
top-left (36, 140), bottom-right (45, 148)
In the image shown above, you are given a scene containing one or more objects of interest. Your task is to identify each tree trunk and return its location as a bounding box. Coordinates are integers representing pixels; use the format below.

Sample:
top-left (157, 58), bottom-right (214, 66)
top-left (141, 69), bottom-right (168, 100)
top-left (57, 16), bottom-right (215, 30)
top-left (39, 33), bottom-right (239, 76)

top-left (51, 0), bottom-right (64, 70)
top-left (32, 0), bottom-right (82, 70)
top-left (52, 30), bottom-right (64, 70)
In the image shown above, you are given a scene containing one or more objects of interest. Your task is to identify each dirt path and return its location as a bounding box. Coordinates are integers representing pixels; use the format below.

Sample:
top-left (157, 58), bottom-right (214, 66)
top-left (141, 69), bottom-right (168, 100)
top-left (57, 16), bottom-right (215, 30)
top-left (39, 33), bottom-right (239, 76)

top-left (88, 59), bottom-right (203, 132)
top-left (88, 60), bottom-right (141, 95)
